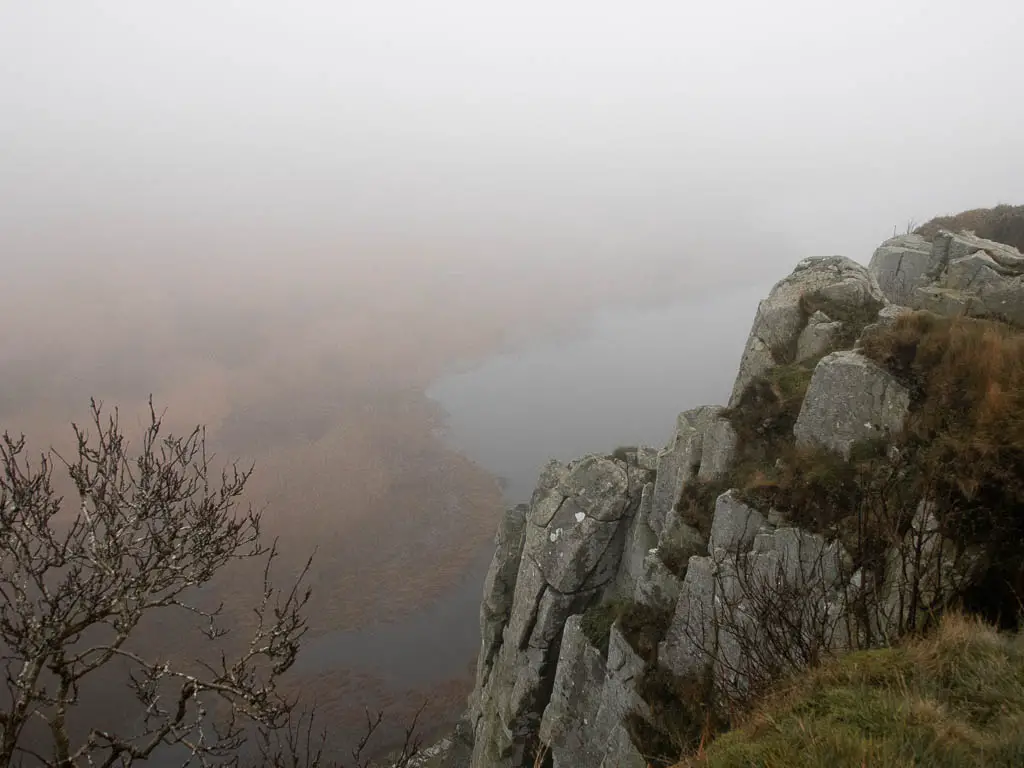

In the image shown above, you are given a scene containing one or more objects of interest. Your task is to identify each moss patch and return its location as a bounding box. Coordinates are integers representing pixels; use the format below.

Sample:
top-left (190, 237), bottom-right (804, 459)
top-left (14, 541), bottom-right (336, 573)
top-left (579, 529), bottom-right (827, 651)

top-left (722, 361), bottom-right (815, 469)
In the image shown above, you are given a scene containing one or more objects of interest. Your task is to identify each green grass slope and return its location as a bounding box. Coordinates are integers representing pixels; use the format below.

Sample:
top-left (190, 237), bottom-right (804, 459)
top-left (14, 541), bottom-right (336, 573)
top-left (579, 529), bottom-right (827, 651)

top-left (678, 614), bottom-right (1024, 768)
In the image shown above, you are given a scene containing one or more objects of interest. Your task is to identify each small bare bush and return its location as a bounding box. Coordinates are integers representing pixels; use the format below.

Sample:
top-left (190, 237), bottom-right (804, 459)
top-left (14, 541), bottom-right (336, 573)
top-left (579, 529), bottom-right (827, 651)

top-left (0, 399), bottom-right (420, 767)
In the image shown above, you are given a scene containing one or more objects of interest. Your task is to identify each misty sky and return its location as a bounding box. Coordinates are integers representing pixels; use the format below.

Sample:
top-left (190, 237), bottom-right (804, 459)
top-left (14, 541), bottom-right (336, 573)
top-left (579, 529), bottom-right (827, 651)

top-left (2, 0), bottom-right (1021, 289)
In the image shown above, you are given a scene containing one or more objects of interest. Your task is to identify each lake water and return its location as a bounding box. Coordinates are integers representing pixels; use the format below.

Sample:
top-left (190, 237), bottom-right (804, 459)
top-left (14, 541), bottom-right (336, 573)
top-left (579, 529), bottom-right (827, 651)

top-left (299, 281), bottom-right (772, 689)
top-left (149, 281), bottom-right (776, 763)
top-left (427, 282), bottom-right (771, 504)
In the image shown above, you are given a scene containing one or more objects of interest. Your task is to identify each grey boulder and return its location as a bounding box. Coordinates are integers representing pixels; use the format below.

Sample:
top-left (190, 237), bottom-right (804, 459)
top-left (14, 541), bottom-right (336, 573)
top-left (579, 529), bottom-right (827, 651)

top-left (793, 351), bottom-right (910, 459)
top-left (869, 233), bottom-right (936, 305)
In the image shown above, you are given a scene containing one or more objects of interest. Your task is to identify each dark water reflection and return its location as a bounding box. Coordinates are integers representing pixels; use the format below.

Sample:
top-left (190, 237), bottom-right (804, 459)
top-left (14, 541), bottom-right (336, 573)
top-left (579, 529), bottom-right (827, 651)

top-left (427, 284), bottom-right (770, 505)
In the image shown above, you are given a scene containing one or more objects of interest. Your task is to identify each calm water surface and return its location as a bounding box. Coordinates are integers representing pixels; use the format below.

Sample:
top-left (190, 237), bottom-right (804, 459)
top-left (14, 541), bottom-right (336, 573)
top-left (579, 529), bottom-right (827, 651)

top-left (305, 282), bottom-right (771, 683)
top-left (427, 284), bottom-right (769, 504)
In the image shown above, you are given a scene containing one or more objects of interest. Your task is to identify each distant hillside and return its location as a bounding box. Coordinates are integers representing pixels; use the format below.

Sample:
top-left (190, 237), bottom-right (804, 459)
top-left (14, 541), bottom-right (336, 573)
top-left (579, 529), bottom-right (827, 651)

top-left (915, 203), bottom-right (1024, 251)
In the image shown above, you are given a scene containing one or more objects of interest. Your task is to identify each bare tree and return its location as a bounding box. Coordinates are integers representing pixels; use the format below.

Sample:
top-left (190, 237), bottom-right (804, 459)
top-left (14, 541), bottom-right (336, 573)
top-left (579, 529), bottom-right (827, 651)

top-left (0, 399), bottom-right (420, 768)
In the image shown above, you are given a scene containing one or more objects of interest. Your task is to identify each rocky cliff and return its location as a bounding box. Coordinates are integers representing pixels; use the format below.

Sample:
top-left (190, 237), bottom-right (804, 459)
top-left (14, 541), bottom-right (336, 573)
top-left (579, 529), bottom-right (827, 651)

top-left (441, 225), bottom-right (1024, 768)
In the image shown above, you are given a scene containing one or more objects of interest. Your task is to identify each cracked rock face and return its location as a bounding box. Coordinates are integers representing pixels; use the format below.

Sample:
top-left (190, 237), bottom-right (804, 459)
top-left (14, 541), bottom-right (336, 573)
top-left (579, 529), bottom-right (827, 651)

top-left (473, 505), bottom-right (528, 699)
top-left (869, 233), bottom-right (936, 305)
top-left (796, 310), bottom-right (843, 362)
top-left (729, 256), bottom-right (886, 407)
top-left (660, 491), bottom-right (850, 700)
top-left (649, 406), bottom-right (721, 539)
top-left (614, 483), bottom-right (658, 601)
top-left (540, 620), bottom-right (648, 768)
top-left (793, 351), bottom-right (910, 459)
top-left (470, 456), bottom-right (644, 768)
top-left (910, 230), bottom-right (1024, 326)
top-left (697, 415), bottom-right (738, 483)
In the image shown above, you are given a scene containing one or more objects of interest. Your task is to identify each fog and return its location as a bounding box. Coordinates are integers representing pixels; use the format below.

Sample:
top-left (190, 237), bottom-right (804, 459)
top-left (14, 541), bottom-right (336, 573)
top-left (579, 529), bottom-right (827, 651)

top-left (1, 0), bottom-right (1022, 758)
top-left (5, 1), bottom-right (1022, 280)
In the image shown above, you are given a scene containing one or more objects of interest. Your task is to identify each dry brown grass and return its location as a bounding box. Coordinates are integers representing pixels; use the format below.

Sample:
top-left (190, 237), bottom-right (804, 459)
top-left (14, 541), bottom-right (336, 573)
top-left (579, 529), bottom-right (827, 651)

top-left (915, 203), bottom-right (1024, 251)
top-left (858, 311), bottom-right (1024, 623)
top-left (859, 311), bottom-right (1024, 505)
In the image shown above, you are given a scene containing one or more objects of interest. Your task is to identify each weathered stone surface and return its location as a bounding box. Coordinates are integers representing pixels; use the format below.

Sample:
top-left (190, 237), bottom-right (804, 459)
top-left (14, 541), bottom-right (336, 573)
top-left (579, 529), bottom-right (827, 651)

top-left (697, 416), bottom-right (738, 483)
top-left (561, 455), bottom-right (633, 522)
top-left (856, 304), bottom-right (911, 348)
top-left (796, 310), bottom-right (843, 362)
top-left (474, 505), bottom-right (528, 694)
top-left (594, 627), bottom-right (649, 768)
top-left (527, 505), bottom-right (625, 594)
top-left (756, 527), bottom-right (849, 593)
top-left (869, 233), bottom-right (936, 305)
top-left (599, 625), bottom-right (649, 726)
top-left (540, 615), bottom-right (608, 768)
top-left (529, 461), bottom-right (570, 527)
top-left (633, 548), bottom-right (683, 611)
top-left (910, 230), bottom-right (1024, 326)
top-left (729, 256), bottom-right (885, 406)
top-left (635, 446), bottom-right (659, 471)
top-left (471, 454), bottom-right (640, 767)
top-left (649, 407), bottom-right (720, 537)
top-left (709, 490), bottom-right (767, 554)
top-left (540, 621), bottom-right (648, 768)
top-left (877, 502), bottom-right (978, 642)
top-left (932, 230), bottom-right (1024, 275)
top-left (659, 554), bottom-right (721, 681)
top-left (793, 351), bottom-right (910, 459)
top-left (614, 483), bottom-right (657, 600)
top-left (598, 725), bottom-right (646, 768)
top-left (661, 510), bottom-right (851, 699)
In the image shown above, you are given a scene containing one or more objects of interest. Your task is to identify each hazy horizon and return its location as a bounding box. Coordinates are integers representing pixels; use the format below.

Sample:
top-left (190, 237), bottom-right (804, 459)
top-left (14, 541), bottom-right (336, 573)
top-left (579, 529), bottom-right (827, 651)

top-left (4, 2), bottom-right (1022, 283)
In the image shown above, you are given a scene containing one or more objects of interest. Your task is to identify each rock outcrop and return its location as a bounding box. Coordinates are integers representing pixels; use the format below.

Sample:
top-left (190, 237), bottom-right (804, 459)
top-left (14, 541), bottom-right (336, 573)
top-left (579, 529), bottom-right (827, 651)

top-left (793, 351), bottom-right (910, 458)
top-left (868, 233), bottom-right (936, 305)
top-left (904, 230), bottom-right (1024, 326)
top-left (474, 505), bottom-right (528, 696)
top-left (468, 455), bottom-right (648, 767)
top-left (659, 505), bottom-right (851, 700)
top-left (539, 619), bottom-right (647, 768)
top-left (728, 256), bottom-right (886, 407)
top-left (444, 225), bottom-right (1024, 768)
